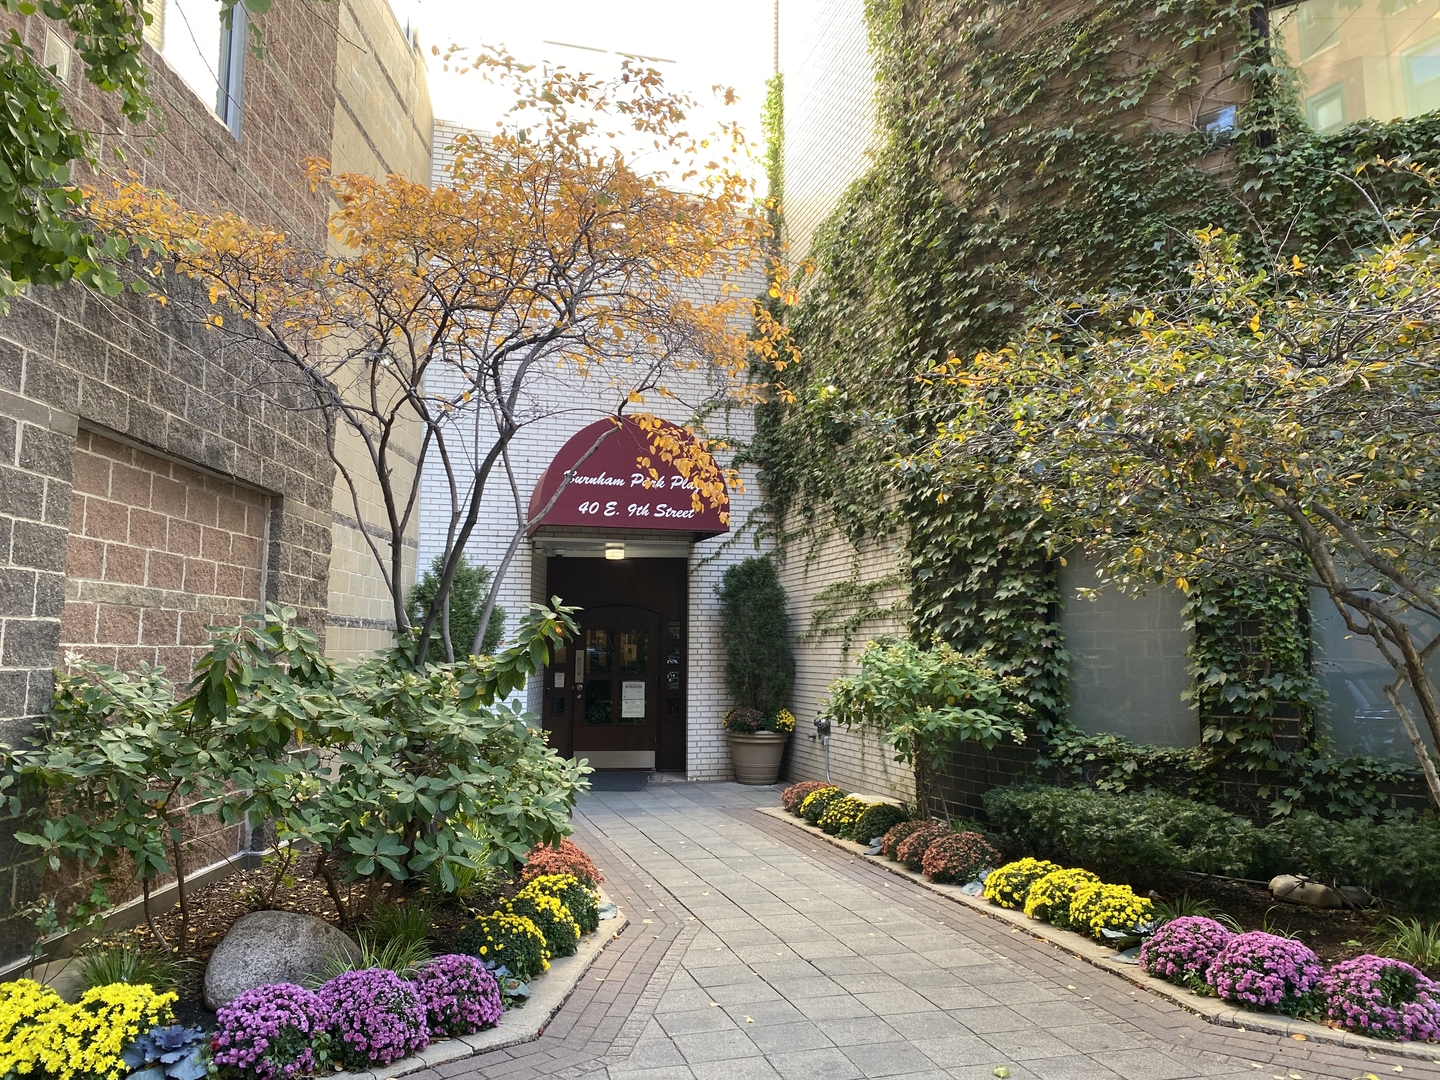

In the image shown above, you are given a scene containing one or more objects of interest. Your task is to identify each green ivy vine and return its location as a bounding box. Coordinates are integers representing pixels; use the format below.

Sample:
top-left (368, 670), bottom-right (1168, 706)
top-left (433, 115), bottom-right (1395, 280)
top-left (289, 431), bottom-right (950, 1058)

top-left (757, 0), bottom-right (1440, 811)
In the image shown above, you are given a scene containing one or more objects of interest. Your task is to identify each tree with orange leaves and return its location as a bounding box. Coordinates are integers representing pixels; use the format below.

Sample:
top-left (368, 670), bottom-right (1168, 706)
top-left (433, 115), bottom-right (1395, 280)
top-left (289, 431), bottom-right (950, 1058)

top-left (87, 51), bottom-right (795, 664)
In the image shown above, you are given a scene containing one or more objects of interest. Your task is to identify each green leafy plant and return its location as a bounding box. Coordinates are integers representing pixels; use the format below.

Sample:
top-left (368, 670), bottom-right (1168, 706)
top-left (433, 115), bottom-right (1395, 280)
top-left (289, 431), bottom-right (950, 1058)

top-left (363, 900), bottom-right (434, 952)
top-left (717, 557), bottom-right (795, 714)
top-left (1152, 892), bottom-right (1227, 926)
top-left (316, 931), bottom-right (433, 981)
top-left (409, 552), bottom-right (507, 662)
top-left (827, 639), bottom-right (1027, 814)
top-left (847, 802), bottom-right (908, 843)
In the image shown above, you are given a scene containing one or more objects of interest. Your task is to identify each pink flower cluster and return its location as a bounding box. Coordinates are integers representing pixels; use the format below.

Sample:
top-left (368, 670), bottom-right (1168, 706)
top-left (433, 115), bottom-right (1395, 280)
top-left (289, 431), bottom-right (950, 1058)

top-left (413, 954), bottom-right (504, 1037)
top-left (1322, 955), bottom-right (1440, 1042)
top-left (211, 983), bottom-right (329, 1080)
top-left (1206, 932), bottom-right (1325, 1014)
top-left (1139, 916), bottom-right (1235, 989)
top-left (316, 968), bottom-right (429, 1069)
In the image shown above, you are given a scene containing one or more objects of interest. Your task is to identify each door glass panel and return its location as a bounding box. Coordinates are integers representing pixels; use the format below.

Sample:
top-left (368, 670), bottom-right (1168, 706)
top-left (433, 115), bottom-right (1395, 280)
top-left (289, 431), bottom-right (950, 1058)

top-left (584, 681), bottom-right (612, 725)
top-left (666, 623), bottom-right (682, 690)
top-left (586, 629), bottom-right (612, 674)
top-left (618, 630), bottom-right (647, 674)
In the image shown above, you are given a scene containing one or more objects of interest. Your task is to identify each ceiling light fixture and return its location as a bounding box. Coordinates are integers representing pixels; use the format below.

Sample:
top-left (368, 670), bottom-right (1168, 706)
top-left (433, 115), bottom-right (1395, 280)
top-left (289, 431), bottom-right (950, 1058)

top-left (604, 543), bottom-right (625, 561)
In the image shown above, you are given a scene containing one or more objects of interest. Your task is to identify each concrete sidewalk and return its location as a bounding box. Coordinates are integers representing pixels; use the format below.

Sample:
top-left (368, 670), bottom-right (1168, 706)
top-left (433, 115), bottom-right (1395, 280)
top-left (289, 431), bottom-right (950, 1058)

top-left (419, 783), bottom-right (1440, 1080)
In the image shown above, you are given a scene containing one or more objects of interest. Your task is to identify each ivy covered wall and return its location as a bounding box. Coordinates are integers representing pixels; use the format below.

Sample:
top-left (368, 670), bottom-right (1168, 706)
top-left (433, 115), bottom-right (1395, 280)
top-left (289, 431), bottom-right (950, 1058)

top-left (763, 0), bottom-right (1440, 817)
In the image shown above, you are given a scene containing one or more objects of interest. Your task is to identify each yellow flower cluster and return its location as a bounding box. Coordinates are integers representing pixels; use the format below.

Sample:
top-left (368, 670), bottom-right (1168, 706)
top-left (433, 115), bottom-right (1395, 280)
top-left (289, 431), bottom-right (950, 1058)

top-left (0, 979), bottom-right (175, 1080)
top-left (984, 858), bottom-right (1063, 910)
top-left (1023, 868), bottom-right (1100, 927)
top-left (468, 912), bottom-right (551, 973)
top-left (1068, 882), bottom-right (1155, 941)
top-left (508, 889), bottom-right (581, 952)
top-left (773, 709), bottom-right (797, 734)
top-left (817, 795), bottom-right (868, 836)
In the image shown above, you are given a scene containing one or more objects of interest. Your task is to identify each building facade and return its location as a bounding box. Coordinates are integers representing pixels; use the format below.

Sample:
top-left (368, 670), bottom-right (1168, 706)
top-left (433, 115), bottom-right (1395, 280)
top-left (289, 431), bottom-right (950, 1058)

top-left (0, 0), bottom-right (432, 963)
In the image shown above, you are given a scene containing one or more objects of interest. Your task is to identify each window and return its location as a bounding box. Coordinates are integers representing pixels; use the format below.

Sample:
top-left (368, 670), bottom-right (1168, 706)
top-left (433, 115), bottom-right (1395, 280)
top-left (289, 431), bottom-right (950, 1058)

top-left (1273, 0), bottom-right (1440, 130)
top-left (43, 27), bottom-right (72, 85)
top-left (144, 0), bottom-right (245, 137)
top-left (1306, 84), bottom-right (1347, 131)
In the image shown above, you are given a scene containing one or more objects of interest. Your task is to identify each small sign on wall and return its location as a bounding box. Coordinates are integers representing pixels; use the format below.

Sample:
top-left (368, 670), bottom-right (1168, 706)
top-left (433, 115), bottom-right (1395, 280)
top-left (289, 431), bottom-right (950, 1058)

top-left (621, 681), bottom-right (646, 718)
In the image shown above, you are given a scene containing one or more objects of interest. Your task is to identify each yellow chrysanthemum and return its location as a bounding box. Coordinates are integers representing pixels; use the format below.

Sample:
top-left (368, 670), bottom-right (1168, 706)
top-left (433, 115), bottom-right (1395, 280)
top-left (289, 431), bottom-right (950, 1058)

top-left (1067, 882), bottom-right (1155, 942)
top-left (1023, 867), bottom-right (1101, 928)
top-left (984, 858), bottom-right (1063, 910)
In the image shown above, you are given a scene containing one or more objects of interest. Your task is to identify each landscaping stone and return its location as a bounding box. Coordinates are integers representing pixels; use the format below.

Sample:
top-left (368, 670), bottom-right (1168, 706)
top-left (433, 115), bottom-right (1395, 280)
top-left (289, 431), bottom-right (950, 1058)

top-left (203, 910), bottom-right (361, 1008)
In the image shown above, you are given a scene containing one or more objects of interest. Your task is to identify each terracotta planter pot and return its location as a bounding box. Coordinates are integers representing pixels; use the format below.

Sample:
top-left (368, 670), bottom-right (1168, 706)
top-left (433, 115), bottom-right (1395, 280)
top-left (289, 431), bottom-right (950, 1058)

top-left (727, 731), bottom-right (787, 785)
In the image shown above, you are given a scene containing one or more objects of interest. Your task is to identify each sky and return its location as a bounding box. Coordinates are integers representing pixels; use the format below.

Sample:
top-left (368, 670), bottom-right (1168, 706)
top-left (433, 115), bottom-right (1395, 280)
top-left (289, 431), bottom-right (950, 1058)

top-left (387, 0), bottom-right (777, 186)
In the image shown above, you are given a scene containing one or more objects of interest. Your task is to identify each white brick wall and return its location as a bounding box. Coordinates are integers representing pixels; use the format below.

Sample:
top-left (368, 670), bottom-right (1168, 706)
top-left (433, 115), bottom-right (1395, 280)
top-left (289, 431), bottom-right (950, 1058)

top-left (780, 0), bottom-right (879, 261)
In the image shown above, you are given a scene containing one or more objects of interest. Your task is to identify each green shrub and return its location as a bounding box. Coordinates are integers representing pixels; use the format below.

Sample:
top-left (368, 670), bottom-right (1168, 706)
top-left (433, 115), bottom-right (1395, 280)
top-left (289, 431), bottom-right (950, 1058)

top-left (799, 787), bottom-right (843, 824)
top-left (983, 785), bottom-right (1256, 885)
top-left (848, 803), bottom-right (908, 843)
top-left (453, 912), bottom-right (549, 980)
top-left (718, 557), bottom-right (795, 713)
top-left (408, 552), bottom-right (506, 659)
top-left (73, 942), bottom-right (188, 994)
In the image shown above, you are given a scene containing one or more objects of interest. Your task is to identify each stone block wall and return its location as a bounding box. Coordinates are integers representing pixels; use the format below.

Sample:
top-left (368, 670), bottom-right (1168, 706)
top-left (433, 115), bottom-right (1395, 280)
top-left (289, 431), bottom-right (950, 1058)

top-left (60, 430), bottom-right (270, 674)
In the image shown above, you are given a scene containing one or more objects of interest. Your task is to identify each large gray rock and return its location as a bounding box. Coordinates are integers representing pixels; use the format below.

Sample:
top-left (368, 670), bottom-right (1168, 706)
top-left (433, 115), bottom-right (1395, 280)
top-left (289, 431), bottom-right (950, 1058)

top-left (204, 910), bottom-right (361, 1008)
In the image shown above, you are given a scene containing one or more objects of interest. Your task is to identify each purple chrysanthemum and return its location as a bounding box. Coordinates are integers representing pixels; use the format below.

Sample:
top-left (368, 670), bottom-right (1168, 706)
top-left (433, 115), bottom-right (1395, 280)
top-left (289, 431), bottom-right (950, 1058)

top-left (1139, 916), bottom-right (1235, 989)
top-left (413, 954), bottom-right (504, 1037)
top-left (1206, 931), bottom-right (1324, 1014)
top-left (210, 982), bottom-right (329, 1080)
top-left (317, 967), bottom-right (429, 1068)
top-left (1322, 954), bottom-right (1440, 1041)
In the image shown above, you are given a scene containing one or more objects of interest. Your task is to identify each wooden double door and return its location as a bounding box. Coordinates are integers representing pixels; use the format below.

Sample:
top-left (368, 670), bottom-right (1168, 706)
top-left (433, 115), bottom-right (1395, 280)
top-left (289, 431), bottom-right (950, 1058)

top-left (543, 557), bottom-right (687, 771)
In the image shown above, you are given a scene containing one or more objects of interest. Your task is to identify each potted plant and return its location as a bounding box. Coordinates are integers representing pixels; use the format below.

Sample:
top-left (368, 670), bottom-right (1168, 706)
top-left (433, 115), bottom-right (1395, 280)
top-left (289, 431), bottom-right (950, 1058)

top-left (717, 557), bottom-right (797, 784)
top-left (723, 708), bottom-right (796, 784)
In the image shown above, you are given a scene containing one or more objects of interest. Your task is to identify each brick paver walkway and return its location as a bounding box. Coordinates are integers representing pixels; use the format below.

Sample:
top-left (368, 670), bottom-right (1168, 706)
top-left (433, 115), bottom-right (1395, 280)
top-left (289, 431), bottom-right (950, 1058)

top-left (420, 783), bottom-right (1440, 1080)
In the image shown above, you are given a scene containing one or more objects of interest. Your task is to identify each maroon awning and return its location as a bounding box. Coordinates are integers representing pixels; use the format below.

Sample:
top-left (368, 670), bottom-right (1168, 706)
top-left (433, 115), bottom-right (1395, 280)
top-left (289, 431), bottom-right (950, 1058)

top-left (526, 418), bottom-right (730, 539)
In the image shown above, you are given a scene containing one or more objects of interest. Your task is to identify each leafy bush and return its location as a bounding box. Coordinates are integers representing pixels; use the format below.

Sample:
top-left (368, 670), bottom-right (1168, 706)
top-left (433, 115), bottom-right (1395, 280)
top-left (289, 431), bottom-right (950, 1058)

top-left (408, 552), bottom-right (506, 660)
top-left (1139, 916), bottom-right (1235, 991)
top-left (412, 954), bottom-right (503, 1037)
top-left (454, 913), bottom-right (550, 980)
top-left (921, 832), bottom-right (1001, 884)
top-left (524, 873), bottom-right (599, 934)
top-left (1322, 955), bottom-right (1440, 1041)
top-left (509, 888), bottom-right (581, 958)
top-left (1067, 882), bottom-right (1155, 943)
top-left (1206, 932), bottom-right (1323, 1015)
top-left (718, 557), bottom-right (795, 714)
top-left (211, 983), bottom-right (331, 1080)
top-left (984, 858), bottom-right (1062, 910)
top-left (1023, 868), bottom-right (1100, 928)
top-left (895, 823), bottom-right (950, 872)
top-left (984, 785), bottom-right (1255, 885)
top-left (317, 968), bottom-right (428, 1069)
top-left (827, 639), bottom-right (1026, 811)
top-left (521, 838), bottom-right (604, 888)
top-left (848, 803), bottom-right (908, 844)
top-left (880, 819), bottom-right (933, 860)
top-left (799, 787), bottom-right (843, 824)
top-left (818, 796), bottom-right (870, 836)
top-left (781, 781), bottom-right (833, 815)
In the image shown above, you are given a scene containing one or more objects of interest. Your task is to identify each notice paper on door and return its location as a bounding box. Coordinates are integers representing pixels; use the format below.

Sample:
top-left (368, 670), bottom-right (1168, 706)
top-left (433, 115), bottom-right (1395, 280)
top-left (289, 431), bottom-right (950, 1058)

top-left (621, 681), bottom-right (646, 718)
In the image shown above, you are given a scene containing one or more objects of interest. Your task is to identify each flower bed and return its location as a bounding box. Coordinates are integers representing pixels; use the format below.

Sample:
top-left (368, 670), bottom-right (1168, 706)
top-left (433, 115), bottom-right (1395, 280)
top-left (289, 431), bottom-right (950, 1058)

top-left (0, 839), bottom-right (611, 1078)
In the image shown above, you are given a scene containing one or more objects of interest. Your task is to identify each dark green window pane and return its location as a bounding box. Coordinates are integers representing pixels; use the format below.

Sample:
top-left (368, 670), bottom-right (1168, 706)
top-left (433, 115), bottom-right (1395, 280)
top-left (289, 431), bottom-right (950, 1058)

top-left (584, 682), bottom-right (612, 725)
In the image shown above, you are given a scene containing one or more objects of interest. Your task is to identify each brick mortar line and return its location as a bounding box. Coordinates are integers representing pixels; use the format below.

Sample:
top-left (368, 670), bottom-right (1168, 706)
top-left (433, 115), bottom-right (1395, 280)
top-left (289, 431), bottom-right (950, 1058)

top-left (738, 807), bottom-right (1440, 1078)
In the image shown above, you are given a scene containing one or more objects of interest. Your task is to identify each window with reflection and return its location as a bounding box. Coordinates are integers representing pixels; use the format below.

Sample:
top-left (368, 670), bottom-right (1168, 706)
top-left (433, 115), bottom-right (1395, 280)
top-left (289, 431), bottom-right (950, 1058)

top-left (143, 0), bottom-right (245, 136)
top-left (1272, 0), bottom-right (1440, 132)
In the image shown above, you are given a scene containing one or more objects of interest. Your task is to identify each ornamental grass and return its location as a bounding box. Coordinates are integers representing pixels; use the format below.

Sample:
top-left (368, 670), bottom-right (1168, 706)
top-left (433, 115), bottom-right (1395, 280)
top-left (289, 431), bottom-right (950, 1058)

top-left (454, 912), bottom-right (551, 980)
top-left (895, 823), bottom-right (951, 872)
top-left (1023, 868), bottom-right (1101, 929)
top-left (412, 954), bottom-right (504, 1037)
top-left (508, 889), bottom-right (581, 958)
top-left (317, 967), bottom-right (428, 1069)
top-left (921, 831), bottom-right (1001, 885)
top-left (520, 837), bottom-right (604, 888)
top-left (781, 780), bottom-right (834, 814)
top-left (798, 786), bottom-right (844, 824)
top-left (1066, 882), bottom-right (1155, 942)
top-left (1206, 931), bottom-right (1324, 1015)
top-left (1322, 954), bottom-right (1440, 1041)
top-left (1138, 916), bottom-right (1234, 991)
top-left (983, 858), bottom-right (1062, 910)
top-left (818, 795), bottom-right (870, 837)
top-left (211, 982), bottom-right (330, 1080)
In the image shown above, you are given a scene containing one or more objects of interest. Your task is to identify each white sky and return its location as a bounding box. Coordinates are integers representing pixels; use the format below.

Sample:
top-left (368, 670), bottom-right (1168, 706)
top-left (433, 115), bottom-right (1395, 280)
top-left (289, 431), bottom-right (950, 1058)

top-left (387, 0), bottom-right (777, 187)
